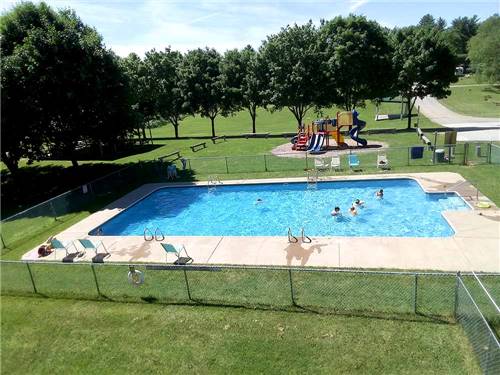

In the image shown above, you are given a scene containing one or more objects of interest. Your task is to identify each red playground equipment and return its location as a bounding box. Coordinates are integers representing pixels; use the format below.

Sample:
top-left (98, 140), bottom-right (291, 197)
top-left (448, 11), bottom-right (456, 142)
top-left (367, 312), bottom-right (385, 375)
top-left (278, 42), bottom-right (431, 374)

top-left (291, 111), bottom-right (368, 152)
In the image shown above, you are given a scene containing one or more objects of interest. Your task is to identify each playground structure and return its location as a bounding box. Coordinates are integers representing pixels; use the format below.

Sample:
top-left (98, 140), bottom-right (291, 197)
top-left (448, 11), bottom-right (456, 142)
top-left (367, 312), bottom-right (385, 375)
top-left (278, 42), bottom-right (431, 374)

top-left (292, 111), bottom-right (368, 152)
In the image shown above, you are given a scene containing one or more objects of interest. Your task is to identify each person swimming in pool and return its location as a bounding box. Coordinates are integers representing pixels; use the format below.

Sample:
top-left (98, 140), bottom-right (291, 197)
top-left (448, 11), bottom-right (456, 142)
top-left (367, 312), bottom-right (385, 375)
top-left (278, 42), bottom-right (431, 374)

top-left (353, 198), bottom-right (365, 208)
top-left (349, 206), bottom-right (358, 216)
top-left (256, 198), bottom-right (263, 204)
top-left (331, 206), bottom-right (342, 217)
top-left (376, 189), bottom-right (384, 199)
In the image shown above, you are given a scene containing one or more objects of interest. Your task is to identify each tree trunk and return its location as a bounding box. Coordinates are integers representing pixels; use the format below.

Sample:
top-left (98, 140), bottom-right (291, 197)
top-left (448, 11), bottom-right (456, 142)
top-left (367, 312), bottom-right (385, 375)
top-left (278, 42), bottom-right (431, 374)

top-left (407, 96), bottom-right (415, 129)
top-left (173, 121), bottom-right (179, 139)
top-left (71, 159), bottom-right (79, 168)
top-left (210, 116), bottom-right (216, 138)
top-left (249, 105), bottom-right (257, 133)
top-left (1, 152), bottom-right (19, 176)
top-left (142, 125), bottom-right (147, 140)
top-left (289, 107), bottom-right (303, 128)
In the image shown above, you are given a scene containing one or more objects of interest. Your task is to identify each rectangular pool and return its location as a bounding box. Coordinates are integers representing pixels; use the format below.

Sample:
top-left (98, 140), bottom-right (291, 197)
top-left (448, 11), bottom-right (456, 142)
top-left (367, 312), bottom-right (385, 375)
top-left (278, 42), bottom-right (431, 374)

top-left (91, 178), bottom-right (470, 237)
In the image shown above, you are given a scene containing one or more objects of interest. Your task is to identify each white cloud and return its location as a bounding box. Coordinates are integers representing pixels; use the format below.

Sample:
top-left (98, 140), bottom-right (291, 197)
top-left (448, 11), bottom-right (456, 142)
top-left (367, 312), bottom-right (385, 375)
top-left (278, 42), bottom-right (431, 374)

top-left (349, 0), bottom-right (369, 12)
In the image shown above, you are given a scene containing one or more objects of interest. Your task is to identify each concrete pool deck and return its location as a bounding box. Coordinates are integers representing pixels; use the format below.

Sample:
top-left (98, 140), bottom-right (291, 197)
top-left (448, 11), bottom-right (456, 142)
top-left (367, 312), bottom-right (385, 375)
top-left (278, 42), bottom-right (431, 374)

top-left (22, 172), bottom-right (500, 272)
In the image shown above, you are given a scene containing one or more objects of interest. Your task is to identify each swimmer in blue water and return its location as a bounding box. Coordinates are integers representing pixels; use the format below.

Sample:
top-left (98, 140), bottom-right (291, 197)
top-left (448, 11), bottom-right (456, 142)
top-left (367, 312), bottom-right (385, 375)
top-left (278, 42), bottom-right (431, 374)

top-left (376, 189), bottom-right (384, 199)
top-left (331, 206), bottom-right (342, 217)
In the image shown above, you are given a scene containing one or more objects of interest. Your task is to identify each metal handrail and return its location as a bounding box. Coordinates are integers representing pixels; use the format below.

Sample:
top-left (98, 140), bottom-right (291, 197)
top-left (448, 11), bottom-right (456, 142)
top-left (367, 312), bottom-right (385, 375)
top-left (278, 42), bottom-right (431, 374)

top-left (287, 228), bottom-right (298, 243)
top-left (154, 228), bottom-right (165, 242)
top-left (301, 228), bottom-right (312, 243)
top-left (143, 228), bottom-right (153, 241)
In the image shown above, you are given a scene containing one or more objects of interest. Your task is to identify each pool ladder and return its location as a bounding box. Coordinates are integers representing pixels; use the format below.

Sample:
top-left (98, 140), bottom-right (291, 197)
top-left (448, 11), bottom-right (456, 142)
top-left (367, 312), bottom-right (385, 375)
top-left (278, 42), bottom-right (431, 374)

top-left (143, 227), bottom-right (165, 241)
top-left (288, 227), bottom-right (311, 243)
top-left (208, 175), bottom-right (222, 192)
top-left (306, 170), bottom-right (318, 189)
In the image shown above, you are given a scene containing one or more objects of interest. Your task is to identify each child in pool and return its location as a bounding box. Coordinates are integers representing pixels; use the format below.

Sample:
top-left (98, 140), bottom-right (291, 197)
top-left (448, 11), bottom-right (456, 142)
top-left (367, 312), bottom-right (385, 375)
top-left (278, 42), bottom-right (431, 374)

top-left (353, 198), bottom-right (365, 208)
top-left (349, 206), bottom-right (358, 216)
top-left (331, 206), bottom-right (342, 217)
top-left (376, 189), bottom-right (384, 199)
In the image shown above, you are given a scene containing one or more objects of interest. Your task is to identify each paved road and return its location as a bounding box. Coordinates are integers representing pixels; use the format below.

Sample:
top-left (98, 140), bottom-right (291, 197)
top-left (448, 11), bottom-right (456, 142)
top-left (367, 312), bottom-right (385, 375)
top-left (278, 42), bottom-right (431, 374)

top-left (416, 96), bottom-right (500, 141)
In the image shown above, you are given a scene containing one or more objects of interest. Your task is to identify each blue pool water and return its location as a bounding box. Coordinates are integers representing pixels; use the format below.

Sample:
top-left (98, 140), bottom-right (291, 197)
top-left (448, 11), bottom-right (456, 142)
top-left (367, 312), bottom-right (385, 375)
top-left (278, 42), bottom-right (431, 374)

top-left (92, 179), bottom-right (470, 237)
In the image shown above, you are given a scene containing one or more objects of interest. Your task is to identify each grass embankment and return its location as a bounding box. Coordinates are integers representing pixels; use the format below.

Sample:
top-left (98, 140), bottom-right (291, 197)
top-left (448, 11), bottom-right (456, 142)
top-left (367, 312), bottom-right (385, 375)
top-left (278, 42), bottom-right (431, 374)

top-left (0, 296), bottom-right (480, 374)
top-left (440, 77), bottom-right (500, 118)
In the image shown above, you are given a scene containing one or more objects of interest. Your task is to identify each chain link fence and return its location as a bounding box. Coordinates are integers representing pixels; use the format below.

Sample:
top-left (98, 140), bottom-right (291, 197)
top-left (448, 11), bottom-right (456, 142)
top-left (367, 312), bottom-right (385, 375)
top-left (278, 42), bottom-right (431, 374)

top-left (1, 260), bottom-right (498, 372)
top-left (456, 275), bottom-right (500, 374)
top-left (0, 161), bottom-right (162, 252)
top-left (176, 142), bottom-right (497, 176)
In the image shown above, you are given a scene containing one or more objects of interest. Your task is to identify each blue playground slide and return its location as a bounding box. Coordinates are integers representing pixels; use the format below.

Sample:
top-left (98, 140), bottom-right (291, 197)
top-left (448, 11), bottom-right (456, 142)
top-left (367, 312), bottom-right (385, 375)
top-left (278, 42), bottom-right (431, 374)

top-left (308, 134), bottom-right (325, 153)
top-left (349, 120), bottom-right (367, 147)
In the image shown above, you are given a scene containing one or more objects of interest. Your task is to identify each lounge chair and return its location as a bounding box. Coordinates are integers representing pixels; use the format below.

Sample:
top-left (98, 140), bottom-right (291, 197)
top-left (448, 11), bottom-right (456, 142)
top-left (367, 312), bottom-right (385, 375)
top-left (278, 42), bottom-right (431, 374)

top-left (78, 239), bottom-right (109, 256)
top-left (160, 243), bottom-right (193, 265)
top-left (377, 154), bottom-right (390, 169)
top-left (50, 238), bottom-right (79, 259)
top-left (348, 154), bottom-right (360, 170)
top-left (330, 154), bottom-right (341, 171)
top-left (314, 157), bottom-right (327, 171)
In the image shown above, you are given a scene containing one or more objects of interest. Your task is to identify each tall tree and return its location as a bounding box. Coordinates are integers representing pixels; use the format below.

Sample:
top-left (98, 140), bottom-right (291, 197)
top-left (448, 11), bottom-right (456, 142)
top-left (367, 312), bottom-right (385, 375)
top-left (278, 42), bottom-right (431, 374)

top-left (448, 15), bottom-right (480, 54)
top-left (179, 48), bottom-right (230, 137)
top-left (222, 46), bottom-right (267, 133)
top-left (319, 15), bottom-right (394, 110)
top-left (143, 49), bottom-right (186, 138)
top-left (0, 2), bottom-right (134, 170)
top-left (391, 26), bottom-right (457, 128)
top-left (468, 15), bottom-right (500, 83)
top-left (120, 53), bottom-right (153, 140)
top-left (260, 21), bottom-right (326, 127)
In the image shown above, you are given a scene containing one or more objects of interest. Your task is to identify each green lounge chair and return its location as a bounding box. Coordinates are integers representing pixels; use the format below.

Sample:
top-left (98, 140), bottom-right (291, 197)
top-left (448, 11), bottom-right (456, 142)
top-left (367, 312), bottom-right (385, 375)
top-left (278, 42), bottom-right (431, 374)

top-left (160, 243), bottom-right (193, 265)
top-left (78, 239), bottom-right (109, 256)
top-left (50, 238), bottom-right (79, 259)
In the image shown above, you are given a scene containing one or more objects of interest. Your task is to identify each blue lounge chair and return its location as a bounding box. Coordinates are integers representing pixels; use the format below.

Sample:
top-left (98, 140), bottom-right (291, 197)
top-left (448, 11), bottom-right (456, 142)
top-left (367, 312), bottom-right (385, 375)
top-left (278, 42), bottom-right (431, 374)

top-left (50, 238), bottom-right (79, 259)
top-left (348, 154), bottom-right (360, 169)
top-left (78, 239), bottom-right (109, 256)
top-left (160, 243), bottom-right (193, 265)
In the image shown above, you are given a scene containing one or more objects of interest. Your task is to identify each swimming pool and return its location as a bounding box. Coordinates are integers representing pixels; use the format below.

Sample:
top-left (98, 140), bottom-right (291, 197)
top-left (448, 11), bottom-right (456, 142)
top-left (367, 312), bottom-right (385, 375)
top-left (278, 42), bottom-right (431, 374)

top-left (91, 178), bottom-right (470, 237)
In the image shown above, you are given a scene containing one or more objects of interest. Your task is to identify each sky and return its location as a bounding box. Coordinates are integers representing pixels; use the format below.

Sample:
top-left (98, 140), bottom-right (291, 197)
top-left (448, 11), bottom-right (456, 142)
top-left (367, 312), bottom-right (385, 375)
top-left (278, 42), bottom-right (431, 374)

top-left (1, 0), bottom-right (499, 56)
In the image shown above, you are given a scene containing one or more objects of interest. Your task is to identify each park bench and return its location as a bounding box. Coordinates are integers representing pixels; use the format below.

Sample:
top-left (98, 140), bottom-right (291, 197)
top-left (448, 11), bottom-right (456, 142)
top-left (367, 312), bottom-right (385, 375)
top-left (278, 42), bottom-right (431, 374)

top-left (190, 142), bottom-right (207, 152)
top-left (242, 132), bottom-right (270, 139)
top-left (158, 150), bottom-right (181, 162)
top-left (211, 135), bottom-right (226, 144)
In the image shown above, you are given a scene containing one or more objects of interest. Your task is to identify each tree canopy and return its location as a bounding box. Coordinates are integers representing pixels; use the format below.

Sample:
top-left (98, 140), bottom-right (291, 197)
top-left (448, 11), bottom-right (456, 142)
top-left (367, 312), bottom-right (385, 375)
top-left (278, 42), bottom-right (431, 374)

top-left (179, 48), bottom-right (233, 137)
top-left (261, 22), bottom-right (326, 126)
top-left (391, 26), bottom-right (457, 128)
top-left (1, 2), bottom-right (134, 171)
top-left (468, 15), bottom-right (500, 83)
top-left (319, 15), bottom-right (394, 110)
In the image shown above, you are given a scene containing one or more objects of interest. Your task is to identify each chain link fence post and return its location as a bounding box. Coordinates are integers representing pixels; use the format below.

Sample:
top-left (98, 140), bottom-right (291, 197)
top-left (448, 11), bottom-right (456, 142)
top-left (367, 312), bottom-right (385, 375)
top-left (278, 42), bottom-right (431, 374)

top-left (288, 269), bottom-right (296, 306)
top-left (264, 154), bottom-right (268, 172)
top-left (413, 273), bottom-right (418, 314)
top-left (454, 271), bottom-right (460, 320)
top-left (183, 268), bottom-right (192, 301)
top-left (91, 264), bottom-right (101, 297)
top-left (26, 263), bottom-right (37, 294)
top-left (225, 157), bottom-right (229, 174)
top-left (49, 201), bottom-right (58, 221)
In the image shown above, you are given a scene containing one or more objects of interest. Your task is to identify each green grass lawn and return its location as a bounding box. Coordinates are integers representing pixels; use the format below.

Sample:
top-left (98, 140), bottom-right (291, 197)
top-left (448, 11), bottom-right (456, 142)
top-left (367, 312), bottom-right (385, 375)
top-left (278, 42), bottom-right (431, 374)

top-left (150, 101), bottom-right (438, 139)
top-left (0, 295), bottom-right (480, 374)
top-left (440, 80), bottom-right (500, 118)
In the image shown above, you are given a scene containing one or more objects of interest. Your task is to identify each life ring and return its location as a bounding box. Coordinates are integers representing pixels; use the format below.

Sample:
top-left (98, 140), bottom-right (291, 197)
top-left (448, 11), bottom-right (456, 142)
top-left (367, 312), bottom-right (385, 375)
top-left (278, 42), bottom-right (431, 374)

top-left (476, 201), bottom-right (491, 209)
top-left (128, 269), bottom-right (144, 285)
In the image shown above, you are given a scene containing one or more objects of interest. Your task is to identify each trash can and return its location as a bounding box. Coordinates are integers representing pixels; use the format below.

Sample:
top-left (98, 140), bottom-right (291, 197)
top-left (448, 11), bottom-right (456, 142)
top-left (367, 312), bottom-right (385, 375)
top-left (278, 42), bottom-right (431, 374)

top-left (435, 149), bottom-right (445, 162)
top-left (411, 146), bottom-right (424, 159)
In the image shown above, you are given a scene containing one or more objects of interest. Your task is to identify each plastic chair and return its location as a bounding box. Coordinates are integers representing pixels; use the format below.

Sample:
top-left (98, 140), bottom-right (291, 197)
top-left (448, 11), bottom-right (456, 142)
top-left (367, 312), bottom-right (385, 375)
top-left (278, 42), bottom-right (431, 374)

top-left (160, 243), bottom-right (193, 265)
top-left (78, 239), bottom-right (109, 256)
top-left (377, 154), bottom-right (390, 169)
top-left (50, 238), bottom-right (78, 259)
top-left (348, 154), bottom-right (360, 169)
top-left (330, 154), bottom-right (341, 171)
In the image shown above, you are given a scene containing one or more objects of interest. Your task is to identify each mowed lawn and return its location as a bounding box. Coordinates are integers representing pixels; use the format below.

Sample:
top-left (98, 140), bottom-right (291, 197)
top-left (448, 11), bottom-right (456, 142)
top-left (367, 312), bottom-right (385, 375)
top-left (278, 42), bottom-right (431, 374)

top-left (1, 296), bottom-right (480, 374)
top-left (440, 79), bottom-right (500, 118)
